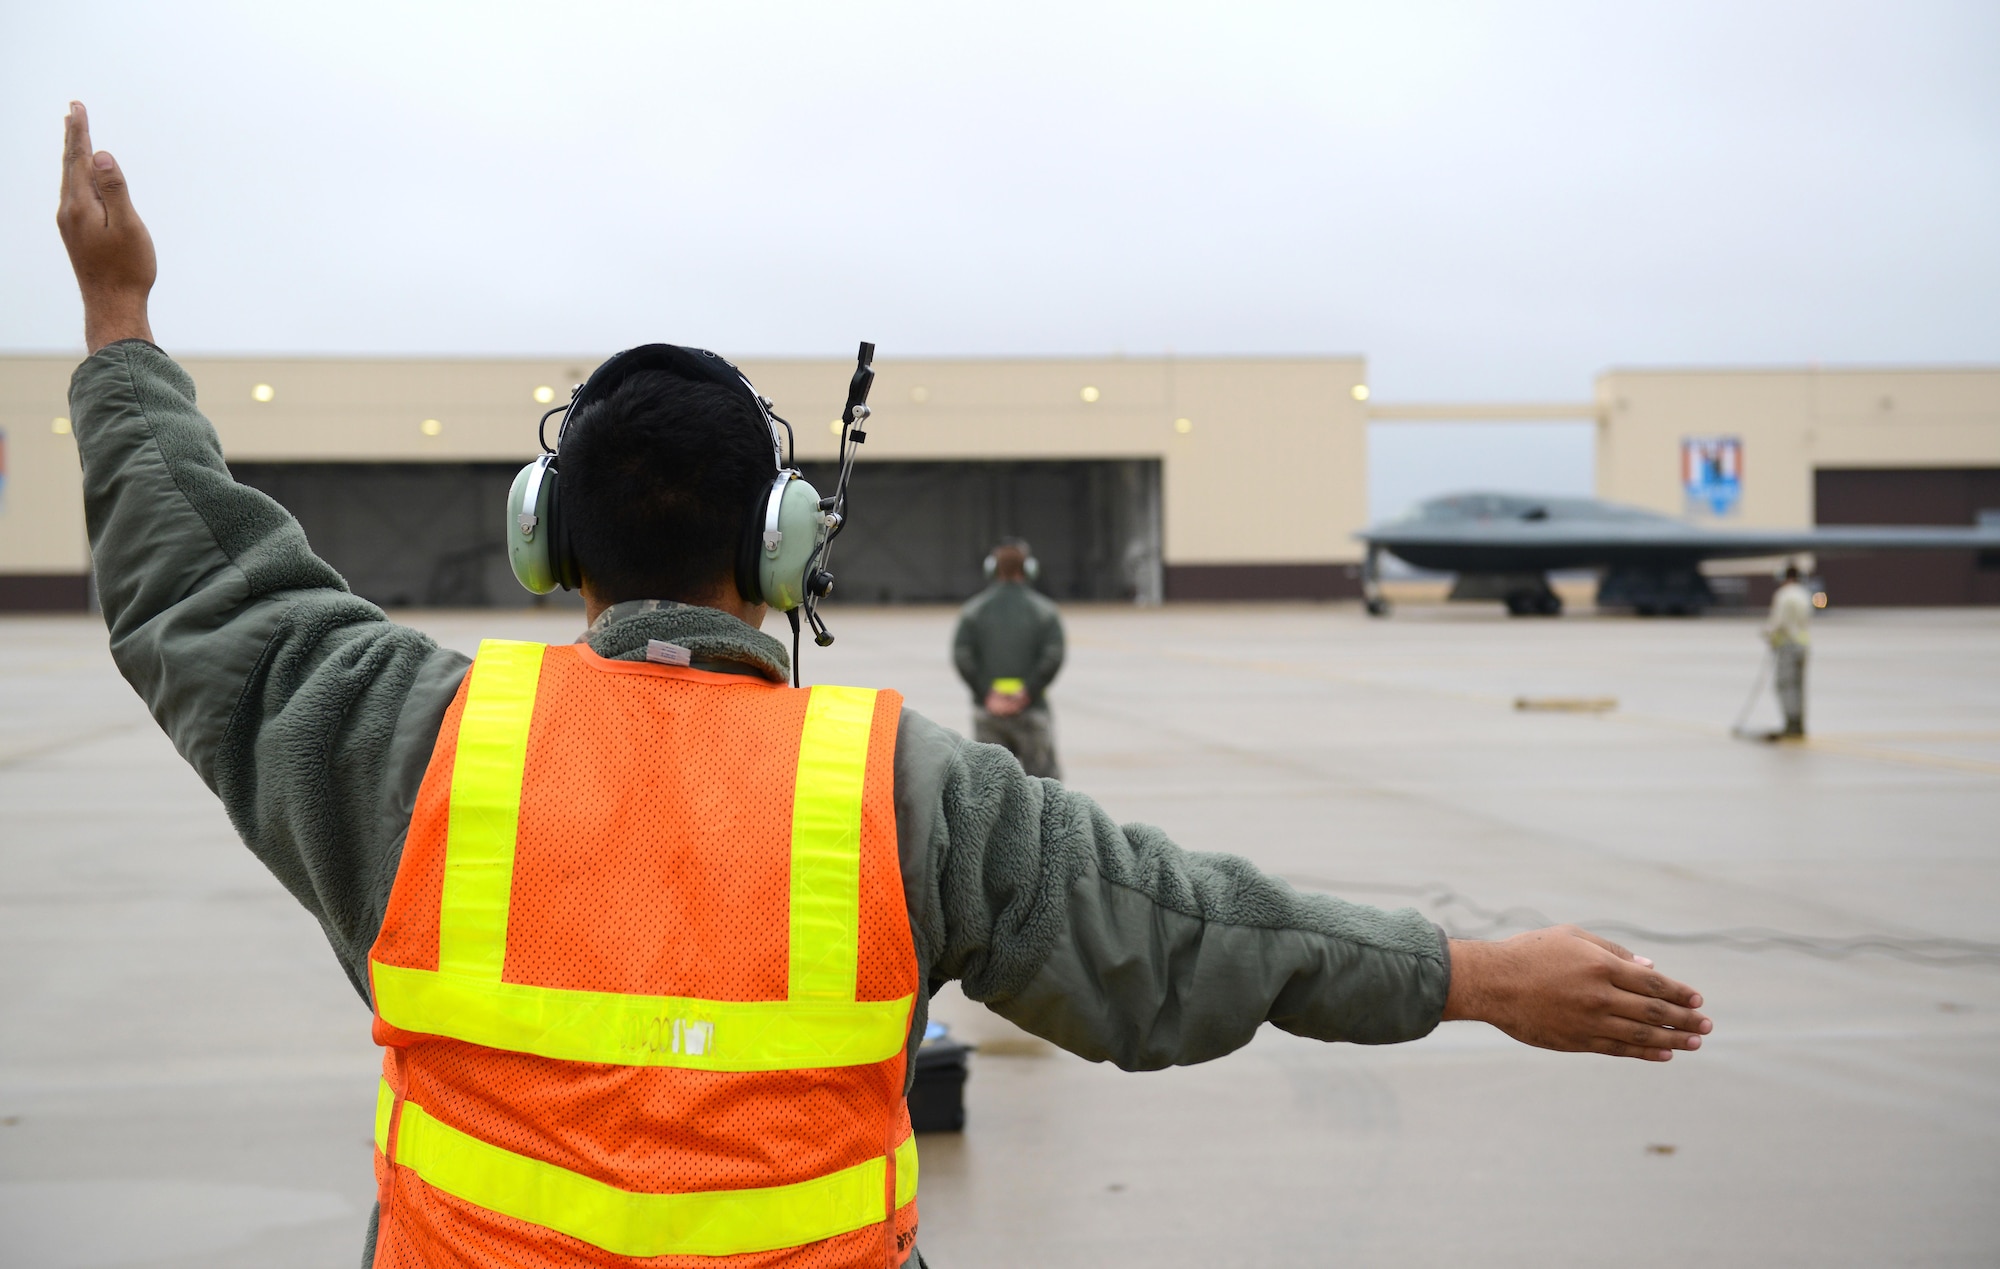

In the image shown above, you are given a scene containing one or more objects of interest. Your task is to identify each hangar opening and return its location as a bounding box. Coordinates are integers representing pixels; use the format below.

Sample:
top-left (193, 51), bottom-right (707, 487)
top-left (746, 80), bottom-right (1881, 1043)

top-left (1815, 467), bottom-right (2000, 606)
top-left (229, 459), bottom-right (1162, 609)
top-left (801, 459), bottom-right (1161, 605)
top-left (231, 462), bottom-right (553, 609)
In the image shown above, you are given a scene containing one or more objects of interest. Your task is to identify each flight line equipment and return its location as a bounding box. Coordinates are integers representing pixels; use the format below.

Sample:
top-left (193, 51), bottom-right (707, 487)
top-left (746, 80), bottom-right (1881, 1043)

top-left (506, 341), bottom-right (877, 685)
top-left (1729, 649), bottom-right (1775, 739)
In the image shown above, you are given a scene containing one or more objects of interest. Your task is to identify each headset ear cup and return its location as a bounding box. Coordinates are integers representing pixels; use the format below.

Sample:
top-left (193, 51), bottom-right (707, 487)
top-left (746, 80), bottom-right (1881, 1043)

top-left (756, 475), bottom-right (826, 612)
top-left (507, 459), bottom-right (559, 595)
top-left (1025, 555), bottom-right (1039, 583)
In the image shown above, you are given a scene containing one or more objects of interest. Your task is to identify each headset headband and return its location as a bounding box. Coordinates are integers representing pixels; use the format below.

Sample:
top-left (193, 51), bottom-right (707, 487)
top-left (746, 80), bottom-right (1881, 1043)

top-left (547, 343), bottom-right (784, 469)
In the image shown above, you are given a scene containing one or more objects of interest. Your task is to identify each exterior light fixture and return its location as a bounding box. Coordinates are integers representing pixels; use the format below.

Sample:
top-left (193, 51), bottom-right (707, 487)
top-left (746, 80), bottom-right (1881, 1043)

top-left (533, 385), bottom-right (556, 405)
top-left (251, 383), bottom-right (276, 403)
top-left (1351, 384), bottom-right (1370, 401)
top-left (52, 416), bottom-right (72, 435)
top-left (420, 418), bottom-right (443, 437)
top-left (829, 419), bottom-right (842, 435)
top-left (1080, 385), bottom-right (1100, 403)
top-left (1174, 417), bottom-right (1193, 434)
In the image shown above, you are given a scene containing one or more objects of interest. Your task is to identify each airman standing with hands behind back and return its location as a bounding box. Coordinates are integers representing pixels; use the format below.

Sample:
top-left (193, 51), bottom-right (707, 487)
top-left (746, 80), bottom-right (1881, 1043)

top-left (954, 538), bottom-right (1066, 778)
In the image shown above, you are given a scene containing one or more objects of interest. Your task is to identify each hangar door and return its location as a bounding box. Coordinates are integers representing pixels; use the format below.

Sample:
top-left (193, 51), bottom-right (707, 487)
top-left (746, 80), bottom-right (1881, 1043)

top-left (800, 459), bottom-right (1162, 604)
top-left (231, 462), bottom-right (570, 609)
top-left (1815, 467), bottom-right (2000, 606)
top-left (231, 459), bottom-right (1160, 608)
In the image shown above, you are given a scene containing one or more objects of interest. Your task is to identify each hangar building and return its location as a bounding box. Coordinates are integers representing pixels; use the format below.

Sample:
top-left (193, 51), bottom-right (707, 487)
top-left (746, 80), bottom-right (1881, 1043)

top-left (1, 353), bottom-right (1995, 610)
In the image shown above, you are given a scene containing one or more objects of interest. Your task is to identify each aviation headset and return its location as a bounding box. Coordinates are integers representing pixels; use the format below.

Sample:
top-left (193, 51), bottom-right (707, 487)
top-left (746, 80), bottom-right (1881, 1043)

top-left (506, 341), bottom-right (876, 683)
top-left (983, 537), bottom-right (1040, 583)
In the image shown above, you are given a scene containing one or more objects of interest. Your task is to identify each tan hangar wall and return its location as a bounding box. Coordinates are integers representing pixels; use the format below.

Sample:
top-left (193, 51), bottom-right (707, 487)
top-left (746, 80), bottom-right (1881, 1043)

top-left (1595, 367), bottom-right (2000, 526)
top-left (0, 351), bottom-right (1371, 586)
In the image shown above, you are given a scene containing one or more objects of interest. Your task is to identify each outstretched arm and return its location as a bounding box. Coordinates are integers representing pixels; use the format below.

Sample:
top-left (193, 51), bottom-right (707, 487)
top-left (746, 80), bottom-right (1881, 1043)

top-left (54, 103), bottom-right (468, 1001)
top-left (893, 711), bottom-right (1709, 1069)
top-left (895, 712), bottom-right (1452, 1070)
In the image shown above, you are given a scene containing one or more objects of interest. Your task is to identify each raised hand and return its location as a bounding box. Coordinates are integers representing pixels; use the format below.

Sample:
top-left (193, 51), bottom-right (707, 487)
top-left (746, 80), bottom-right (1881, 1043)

top-left (56, 101), bottom-right (156, 353)
top-left (1444, 925), bottom-right (1712, 1061)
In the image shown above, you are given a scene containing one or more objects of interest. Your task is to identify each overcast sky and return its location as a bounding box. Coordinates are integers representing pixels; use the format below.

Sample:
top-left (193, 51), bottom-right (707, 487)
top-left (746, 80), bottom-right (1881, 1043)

top-left (4, 2), bottom-right (1995, 510)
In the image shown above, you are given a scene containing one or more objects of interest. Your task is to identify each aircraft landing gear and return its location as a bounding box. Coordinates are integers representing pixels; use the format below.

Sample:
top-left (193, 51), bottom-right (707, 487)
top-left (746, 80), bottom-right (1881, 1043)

top-left (1361, 544), bottom-right (1390, 617)
top-left (1504, 589), bottom-right (1563, 617)
top-left (1453, 571), bottom-right (1563, 616)
top-left (1597, 565), bottom-right (1714, 616)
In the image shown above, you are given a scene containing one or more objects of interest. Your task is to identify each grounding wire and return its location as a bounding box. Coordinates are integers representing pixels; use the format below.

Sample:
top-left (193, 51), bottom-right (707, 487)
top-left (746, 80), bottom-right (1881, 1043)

top-left (1282, 875), bottom-right (2000, 967)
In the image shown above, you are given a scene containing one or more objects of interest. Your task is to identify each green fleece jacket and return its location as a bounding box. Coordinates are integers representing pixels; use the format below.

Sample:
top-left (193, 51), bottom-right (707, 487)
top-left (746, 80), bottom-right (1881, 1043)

top-left (69, 340), bottom-right (1450, 1268)
top-left (953, 580), bottom-right (1065, 709)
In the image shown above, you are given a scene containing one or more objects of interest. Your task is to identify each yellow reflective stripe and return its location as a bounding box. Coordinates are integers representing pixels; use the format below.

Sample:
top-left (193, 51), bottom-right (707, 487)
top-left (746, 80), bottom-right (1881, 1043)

top-left (990, 677), bottom-right (1024, 696)
top-left (393, 1099), bottom-right (911, 1257)
top-left (375, 1079), bottom-right (394, 1155)
top-left (373, 959), bottom-right (911, 1071)
top-left (788, 686), bottom-right (876, 1002)
top-left (438, 640), bottom-right (545, 980)
top-left (894, 1134), bottom-right (918, 1208)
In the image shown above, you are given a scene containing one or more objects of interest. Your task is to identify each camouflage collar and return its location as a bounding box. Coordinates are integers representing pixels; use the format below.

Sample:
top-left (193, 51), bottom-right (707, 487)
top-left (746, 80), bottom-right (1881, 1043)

top-left (583, 599), bottom-right (790, 683)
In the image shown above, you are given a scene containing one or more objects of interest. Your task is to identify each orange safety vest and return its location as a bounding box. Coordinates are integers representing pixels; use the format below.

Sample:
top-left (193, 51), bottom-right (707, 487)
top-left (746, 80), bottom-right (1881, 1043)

top-left (367, 639), bottom-right (919, 1267)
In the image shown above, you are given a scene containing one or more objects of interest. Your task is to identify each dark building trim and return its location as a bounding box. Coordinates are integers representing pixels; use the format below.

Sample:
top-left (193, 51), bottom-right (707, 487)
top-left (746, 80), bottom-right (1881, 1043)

top-left (1815, 467), bottom-right (2000, 606)
top-left (1163, 562), bottom-right (1363, 601)
top-left (0, 573), bottom-right (91, 612)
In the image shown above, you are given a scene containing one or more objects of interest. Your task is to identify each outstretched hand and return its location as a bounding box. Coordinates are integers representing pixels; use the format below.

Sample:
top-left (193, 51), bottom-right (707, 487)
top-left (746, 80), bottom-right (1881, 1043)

top-left (56, 101), bottom-right (156, 353)
top-left (1444, 925), bottom-right (1711, 1061)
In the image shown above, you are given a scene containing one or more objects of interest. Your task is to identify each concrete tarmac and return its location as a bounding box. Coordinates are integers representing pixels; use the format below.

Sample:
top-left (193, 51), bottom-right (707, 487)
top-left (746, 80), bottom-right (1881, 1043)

top-left (3, 603), bottom-right (1997, 1267)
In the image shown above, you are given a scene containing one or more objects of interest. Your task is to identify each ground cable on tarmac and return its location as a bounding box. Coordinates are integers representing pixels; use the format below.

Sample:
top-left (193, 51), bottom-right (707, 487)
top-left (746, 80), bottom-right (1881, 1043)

top-left (1284, 876), bottom-right (2000, 967)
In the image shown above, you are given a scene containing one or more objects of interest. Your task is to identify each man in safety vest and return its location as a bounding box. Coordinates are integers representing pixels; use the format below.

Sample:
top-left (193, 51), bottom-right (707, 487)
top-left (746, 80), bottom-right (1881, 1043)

top-left (55, 103), bottom-right (1711, 1268)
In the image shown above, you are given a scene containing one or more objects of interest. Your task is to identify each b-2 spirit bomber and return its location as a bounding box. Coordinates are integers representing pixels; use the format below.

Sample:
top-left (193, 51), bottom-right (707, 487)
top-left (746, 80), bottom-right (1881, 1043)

top-left (1357, 491), bottom-right (2000, 616)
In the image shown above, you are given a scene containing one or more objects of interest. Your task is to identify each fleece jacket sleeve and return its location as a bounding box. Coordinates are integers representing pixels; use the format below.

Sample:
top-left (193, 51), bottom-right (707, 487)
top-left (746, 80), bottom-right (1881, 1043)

top-left (950, 602), bottom-right (983, 700)
top-left (68, 341), bottom-right (468, 1002)
top-left (1024, 603), bottom-right (1064, 698)
top-left (891, 709), bottom-right (1450, 1072)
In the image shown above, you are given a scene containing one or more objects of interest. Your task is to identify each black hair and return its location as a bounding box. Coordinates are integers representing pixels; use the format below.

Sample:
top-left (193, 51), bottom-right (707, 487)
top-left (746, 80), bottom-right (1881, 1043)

top-left (1784, 563), bottom-right (1801, 581)
top-left (559, 369), bottom-right (776, 604)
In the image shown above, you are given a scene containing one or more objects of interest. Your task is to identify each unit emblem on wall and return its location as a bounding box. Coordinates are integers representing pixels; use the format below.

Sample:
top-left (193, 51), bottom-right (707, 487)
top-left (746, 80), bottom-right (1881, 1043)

top-left (1682, 436), bottom-right (1743, 516)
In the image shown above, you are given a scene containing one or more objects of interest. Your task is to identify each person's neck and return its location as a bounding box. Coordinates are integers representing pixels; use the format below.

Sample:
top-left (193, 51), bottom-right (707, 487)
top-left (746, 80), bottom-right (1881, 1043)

top-left (583, 587), bottom-right (767, 630)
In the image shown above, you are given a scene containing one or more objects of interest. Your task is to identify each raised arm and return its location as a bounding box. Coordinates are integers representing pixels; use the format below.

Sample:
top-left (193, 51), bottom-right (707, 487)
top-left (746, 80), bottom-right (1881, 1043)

top-left (55, 103), bottom-right (468, 999)
top-left (55, 102), bottom-right (155, 354)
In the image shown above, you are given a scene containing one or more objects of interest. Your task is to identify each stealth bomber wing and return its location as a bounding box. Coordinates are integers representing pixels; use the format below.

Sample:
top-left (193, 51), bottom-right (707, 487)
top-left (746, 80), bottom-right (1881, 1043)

top-left (1356, 491), bottom-right (2000, 615)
